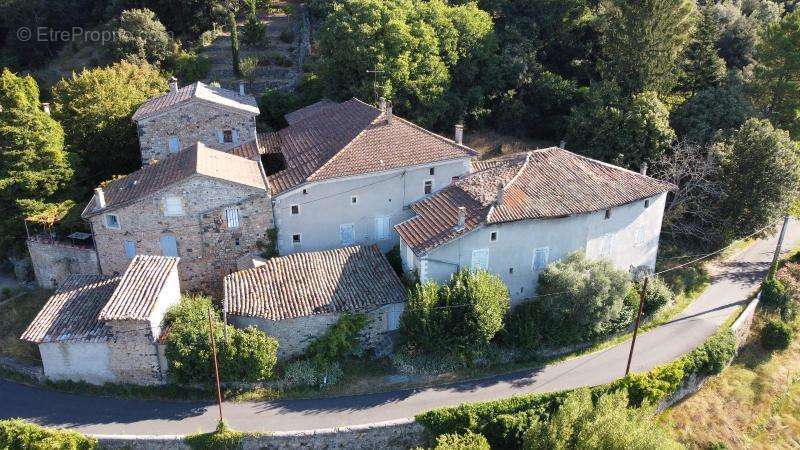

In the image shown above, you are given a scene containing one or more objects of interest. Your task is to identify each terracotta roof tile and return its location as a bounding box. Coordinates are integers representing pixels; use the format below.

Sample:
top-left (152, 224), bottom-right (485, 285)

top-left (21, 275), bottom-right (120, 344)
top-left (284, 99), bottom-right (338, 125)
top-left (224, 245), bottom-right (407, 320)
top-left (396, 148), bottom-right (676, 255)
top-left (132, 82), bottom-right (259, 121)
top-left (98, 255), bottom-right (179, 321)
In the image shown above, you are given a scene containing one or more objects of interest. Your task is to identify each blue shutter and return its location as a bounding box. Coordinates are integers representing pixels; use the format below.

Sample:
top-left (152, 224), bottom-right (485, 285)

top-left (232, 129), bottom-right (239, 144)
top-left (216, 130), bottom-right (224, 144)
top-left (159, 235), bottom-right (178, 257)
top-left (124, 240), bottom-right (136, 259)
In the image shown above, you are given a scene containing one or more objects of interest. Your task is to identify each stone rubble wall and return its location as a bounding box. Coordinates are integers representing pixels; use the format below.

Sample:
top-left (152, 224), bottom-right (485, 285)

top-left (27, 238), bottom-right (99, 289)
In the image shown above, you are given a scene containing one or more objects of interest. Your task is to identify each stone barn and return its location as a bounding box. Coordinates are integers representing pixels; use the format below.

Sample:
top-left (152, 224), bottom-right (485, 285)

top-left (21, 255), bottom-right (181, 385)
top-left (224, 245), bottom-right (407, 358)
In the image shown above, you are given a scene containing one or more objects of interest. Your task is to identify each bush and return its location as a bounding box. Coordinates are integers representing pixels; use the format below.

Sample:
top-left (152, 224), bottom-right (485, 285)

top-left (761, 319), bottom-right (794, 350)
top-left (111, 8), bottom-right (171, 65)
top-left (400, 270), bottom-right (510, 355)
top-left (502, 301), bottom-right (544, 350)
top-left (164, 296), bottom-right (278, 384)
top-left (761, 277), bottom-right (790, 309)
top-left (171, 51), bottom-right (211, 83)
top-left (282, 359), bottom-right (343, 388)
top-left (258, 89), bottom-right (301, 129)
top-left (305, 313), bottom-right (368, 368)
top-left (185, 421), bottom-right (244, 450)
top-left (279, 30), bottom-right (295, 44)
top-left (683, 328), bottom-right (737, 376)
top-left (241, 14), bottom-right (268, 47)
top-left (612, 363), bottom-right (685, 406)
top-left (0, 419), bottom-right (97, 449)
top-left (638, 276), bottom-right (675, 316)
top-left (537, 252), bottom-right (633, 344)
top-left (432, 431), bottom-right (490, 450)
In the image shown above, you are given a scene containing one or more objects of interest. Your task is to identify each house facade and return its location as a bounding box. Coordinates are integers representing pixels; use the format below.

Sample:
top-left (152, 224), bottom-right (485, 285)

top-left (132, 79), bottom-right (259, 166)
top-left (395, 149), bottom-right (675, 304)
top-left (81, 143), bottom-right (273, 293)
top-left (21, 255), bottom-right (181, 385)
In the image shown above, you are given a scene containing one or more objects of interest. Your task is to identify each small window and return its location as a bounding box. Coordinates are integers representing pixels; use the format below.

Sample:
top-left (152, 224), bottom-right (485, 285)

top-left (604, 209), bottom-right (611, 220)
top-left (225, 207), bottom-right (240, 228)
top-left (424, 180), bottom-right (433, 195)
top-left (105, 213), bottom-right (120, 229)
top-left (292, 234), bottom-right (301, 245)
top-left (168, 136), bottom-right (180, 154)
top-left (490, 231), bottom-right (497, 242)
top-left (222, 129), bottom-right (234, 143)
top-left (302, 189), bottom-right (308, 195)
top-left (471, 248), bottom-right (489, 271)
top-left (164, 196), bottom-right (183, 217)
top-left (533, 247), bottom-right (549, 270)
top-left (634, 224), bottom-right (646, 246)
top-left (429, 167), bottom-right (435, 176)
top-left (351, 196), bottom-right (358, 205)
top-left (124, 240), bottom-right (136, 259)
top-left (375, 215), bottom-right (390, 241)
top-left (644, 199), bottom-right (650, 208)
top-left (451, 176), bottom-right (459, 185)
top-left (509, 267), bottom-right (514, 274)
top-left (234, 237), bottom-right (241, 246)
top-left (291, 205), bottom-right (300, 215)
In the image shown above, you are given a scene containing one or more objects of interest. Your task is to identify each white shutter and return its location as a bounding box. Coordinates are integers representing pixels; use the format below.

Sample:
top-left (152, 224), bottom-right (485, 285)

top-left (232, 129), bottom-right (239, 143)
top-left (375, 216), bottom-right (390, 240)
top-left (226, 207), bottom-right (240, 228)
top-left (164, 196), bottom-right (183, 216)
top-left (634, 225), bottom-right (646, 246)
top-left (340, 224), bottom-right (355, 245)
top-left (168, 136), bottom-right (180, 153)
top-left (533, 247), bottom-right (549, 270)
top-left (471, 248), bottom-right (489, 271)
top-left (600, 234), bottom-right (613, 257)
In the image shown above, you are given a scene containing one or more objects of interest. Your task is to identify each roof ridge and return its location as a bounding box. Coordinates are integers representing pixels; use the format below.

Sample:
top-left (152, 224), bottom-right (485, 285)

top-left (305, 103), bottom-right (376, 181)
top-left (392, 114), bottom-right (477, 157)
top-left (552, 147), bottom-right (668, 183)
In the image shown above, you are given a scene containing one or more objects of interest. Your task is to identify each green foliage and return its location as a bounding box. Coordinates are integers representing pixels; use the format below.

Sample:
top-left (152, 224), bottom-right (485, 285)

top-left (305, 313), bottom-right (368, 368)
top-left (612, 363), bottom-right (686, 407)
top-left (111, 8), bottom-right (172, 65)
top-left (431, 430), bottom-right (490, 450)
top-left (171, 51), bottom-right (212, 83)
top-left (711, 2), bottom-right (759, 69)
top-left (241, 13), bottom-right (268, 47)
top-left (680, 7), bottom-right (727, 93)
top-left (671, 78), bottom-right (756, 145)
top-left (282, 358), bottom-right (343, 388)
top-left (51, 61), bottom-right (167, 187)
top-left (502, 300), bottom-right (545, 351)
top-left (400, 270), bottom-right (510, 354)
top-left (279, 30), bottom-right (295, 44)
top-left (164, 296), bottom-right (278, 384)
top-left (761, 276), bottom-right (791, 309)
top-left (0, 419), bottom-right (98, 450)
top-left (761, 318), bottom-right (793, 350)
top-left (239, 57), bottom-right (260, 85)
top-left (717, 118), bottom-right (800, 242)
top-left (258, 89), bottom-right (300, 129)
top-left (185, 421), bottom-right (244, 450)
top-left (639, 276), bottom-right (675, 316)
top-left (522, 389), bottom-right (682, 450)
top-left (229, 11), bottom-right (242, 77)
top-left (536, 252), bottom-right (633, 345)
top-left (0, 68), bottom-right (39, 111)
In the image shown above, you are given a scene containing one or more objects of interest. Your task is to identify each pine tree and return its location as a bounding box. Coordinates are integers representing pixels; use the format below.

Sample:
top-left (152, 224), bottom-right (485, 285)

top-left (680, 8), bottom-right (727, 93)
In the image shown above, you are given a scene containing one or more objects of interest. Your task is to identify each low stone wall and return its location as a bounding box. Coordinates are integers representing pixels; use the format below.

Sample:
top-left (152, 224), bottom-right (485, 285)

top-left (27, 238), bottom-right (99, 289)
top-left (95, 419), bottom-right (426, 450)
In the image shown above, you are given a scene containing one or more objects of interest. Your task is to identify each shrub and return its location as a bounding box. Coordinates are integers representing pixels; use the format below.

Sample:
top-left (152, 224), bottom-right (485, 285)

top-left (172, 51), bottom-right (211, 83)
top-left (258, 89), bottom-right (301, 129)
top-left (241, 14), bottom-right (268, 47)
top-left (240, 57), bottom-right (260, 86)
top-left (279, 30), bottom-right (295, 43)
top-left (638, 276), bottom-right (674, 316)
top-left (612, 363), bottom-right (685, 406)
top-left (761, 277), bottom-right (790, 309)
top-left (761, 319), bottom-right (794, 350)
top-left (305, 313), bottom-right (368, 368)
top-left (282, 359), bottom-right (344, 388)
top-left (683, 328), bottom-right (737, 376)
top-left (0, 419), bottom-right (97, 449)
top-left (185, 421), bottom-right (244, 450)
top-left (111, 8), bottom-right (171, 65)
top-left (164, 296), bottom-right (278, 384)
top-left (502, 301), bottom-right (544, 350)
top-left (537, 252), bottom-right (632, 344)
top-left (432, 431), bottom-right (490, 450)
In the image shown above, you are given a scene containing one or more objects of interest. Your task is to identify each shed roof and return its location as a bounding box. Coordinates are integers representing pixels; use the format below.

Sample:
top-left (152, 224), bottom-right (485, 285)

top-left (98, 255), bottom-right (179, 321)
top-left (131, 81), bottom-right (259, 122)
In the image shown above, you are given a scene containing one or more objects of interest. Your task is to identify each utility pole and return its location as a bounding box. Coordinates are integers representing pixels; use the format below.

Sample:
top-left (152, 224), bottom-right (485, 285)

top-left (625, 276), bottom-right (649, 376)
top-left (769, 215), bottom-right (790, 278)
top-left (366, 67), bottom-right (385, 104)
top-left (207, 307), bottom-right (224, 424)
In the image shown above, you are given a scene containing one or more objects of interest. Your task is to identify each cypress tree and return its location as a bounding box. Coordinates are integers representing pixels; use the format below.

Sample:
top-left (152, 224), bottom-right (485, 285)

top-left (229, 10), bottom-right (242, 77)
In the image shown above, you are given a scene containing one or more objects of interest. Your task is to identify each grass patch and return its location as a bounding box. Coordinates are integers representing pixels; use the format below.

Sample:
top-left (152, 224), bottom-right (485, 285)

top-left (0, 289), bottom-right (50, 364)
top-left (185, 421), bottom-right (246, 450)
top-left (463, 130), bottom-right (557, 160)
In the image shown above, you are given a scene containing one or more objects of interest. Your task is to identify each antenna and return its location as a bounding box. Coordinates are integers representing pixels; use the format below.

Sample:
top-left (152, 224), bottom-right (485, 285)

top-left (366, 66), bottom-right (385, 104)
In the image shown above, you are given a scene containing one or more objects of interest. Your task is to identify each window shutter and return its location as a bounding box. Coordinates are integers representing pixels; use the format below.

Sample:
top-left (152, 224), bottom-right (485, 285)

top-left (340, 224), bottom-right (355, 245)
top-left (226, 207), bottom-right (240, 228)
top-left (165, 196), bottom-right (183, 216)
top-left (533, 247), bottom-right (549, 270)
top-left (375, 216), bottom-right (389, 240)
top-left (471, 249), bottom-right (489, 271)
top-left (124, 240), bottom-right (136, 259)
top-left (168, 136), bottom-right (180, 153)
top-left (232, 129), bottom-right (239, 143)
top-left (216, 130), bottom-right (224, 144)
top-left (159, 235), bottom-right (179, 257)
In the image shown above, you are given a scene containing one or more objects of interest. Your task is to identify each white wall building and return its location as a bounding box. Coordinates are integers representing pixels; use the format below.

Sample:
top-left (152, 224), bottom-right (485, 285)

top-left (395, 148), bottom-right (675, 304)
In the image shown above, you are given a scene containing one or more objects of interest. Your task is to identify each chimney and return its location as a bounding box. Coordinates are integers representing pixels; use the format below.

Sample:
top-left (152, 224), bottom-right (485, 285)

top-left (94, 187), bottom-right (106, 209)
top-left (238, 80), bottom-right (246, 96)
top-left (379, 97), bottom-right (386, 111)
top-left (386, 102), bottom-right (393, 125)
top-left (169, 76), bottom-right (178, 93)
top-left (456, 206), bottom-right (466, 230)
top-left (640, 162), bottom-right (648, 176)
top-left (455, 124), bottom-right (464, 145)
top-left (495, 183), bottom-right (504, 206)
top-left (41, 103), bottom-right (50, 115)
top-left (559, 140), bottom-right (566, 149)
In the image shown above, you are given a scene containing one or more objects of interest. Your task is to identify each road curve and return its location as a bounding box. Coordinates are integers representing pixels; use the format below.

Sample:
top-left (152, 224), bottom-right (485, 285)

top-left (3, 220), bottom-right (798, 435)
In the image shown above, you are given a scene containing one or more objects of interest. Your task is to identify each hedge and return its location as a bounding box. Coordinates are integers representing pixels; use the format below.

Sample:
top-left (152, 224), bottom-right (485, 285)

top-left (0, 419), bottom-right (98, 450)
top-left (761, 319), bottom-right (793, 350)
top-left (431, 430), bottom-right (491, 449)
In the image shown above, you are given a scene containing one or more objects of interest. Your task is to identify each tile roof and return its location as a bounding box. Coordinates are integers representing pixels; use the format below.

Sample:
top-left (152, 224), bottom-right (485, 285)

top-left (284, 99), bottom-right (338, 125)
top-left (83, 142), bottom-right (266, 217)
top-left (21, 275), bottom-right (120, 344)
top-left (396, 147), bottom-right (676, 255)
top-left (224, 245), bottom-right (407, 320)
top-left (98, 255), bottom-right (179, 321)
top-left (230, 98), bottom-right (475, 195)
top-left (131, 82), bottom-right (260, 122)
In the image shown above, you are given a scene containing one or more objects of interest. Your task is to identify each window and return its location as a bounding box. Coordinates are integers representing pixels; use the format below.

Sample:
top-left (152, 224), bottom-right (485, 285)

top-left (599, 234), bottom-right (613, 258)
top-left (451, 176), bottom-right (459, 185)
top-left (429, 167), bottom-right (435, 176)
top-left (291, 205), bottom-right (300, 215)
top-left (164, 196), bottom-right (183, 217)
top-left (634, 224), bottom-right (646, 246)
top-left (490, 231), bottom-right (498, 242)
top-left (105, 213), bottom-right (120, 229)
top-left (168, 136), bottom-right (180, 154)
top-left (471, 248), bottom-right (489, 271)
top-left (509, 267), bottom-right (514, 274)
top-left (292, 234), bottom-right (301, 246)
top-left (375, 215), bottom-right (390, 241)
top-left (302, 189), bottom-right (308, 195)
top-left (159, 235), bottom-right (179, 257)
top-left (604, 209), bottom-right (612, 220)
top-left (386, 304), bottom-right (403, 331)
top-left (222, 129), bottom-right (233, 143)
top-left (350, 196), bottom-right (358, 205)
top-left (124, 240), bottom-right (136, 259)
top-left (644, 199), bottom-right (650, 208)
top-left (340, 223), bottom-right (355, 245)
top-left (225, 207), bottom-right (240, 228)
top-left (533, 247), bottom-right (549, 270)
top-left (234, 237), bottom-right (241, 247)
top-left (424, 180), bottom-right (433, 195)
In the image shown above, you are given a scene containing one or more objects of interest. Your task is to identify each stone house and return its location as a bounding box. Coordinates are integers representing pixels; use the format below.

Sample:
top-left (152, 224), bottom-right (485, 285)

top-left (395, 148), bottom-right (676, 305)
top-left (81, 142), bottom-right (273, 293)
top-left (224, 245), bottom-right (407, 358)
top-left (132, 79), bottom-right (259, 166)
top-left (21, 255), bottom-right (180, 385)
top-left (231, 98), bottom-right (476, 255)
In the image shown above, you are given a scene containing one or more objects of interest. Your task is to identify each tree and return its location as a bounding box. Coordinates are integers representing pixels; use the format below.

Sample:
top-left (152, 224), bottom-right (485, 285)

top-left (240, 57), bottom-right (260, 87)
top-left (229, 10), bottom-right (242, 77)
top-left (241, 0), bottom-right (268, 47)
top-left (680, 7), bottom-right (727, 93)
top-left (671, 76), bottom-right (756, 145)
top-left (753, 9), bottom-right (800, 139)
top-left (566, 86), bottom-right (675, 169)
top-left (599, 0), bottom-right (695, 96)
top-left (717, 118), bottom-right (800, 241)
top-left (112, 8), bottom-right (172, 65)
top-left (0, 68), bottom-right (39, 111)
top-left (711, 2), bottom-right (759, 69)
top-left (51, 61), bottom-right (167, 187)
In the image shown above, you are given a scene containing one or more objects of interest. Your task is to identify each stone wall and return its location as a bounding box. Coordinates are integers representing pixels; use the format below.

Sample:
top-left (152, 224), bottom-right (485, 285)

top-left (137, 100), bottom-right (257, 165)
top-left (89, 175), bottom-right (273, 294)
top-left (107, 321), bottom-right (166, 385)
top-left (27, 238), bottom-right (99, 289)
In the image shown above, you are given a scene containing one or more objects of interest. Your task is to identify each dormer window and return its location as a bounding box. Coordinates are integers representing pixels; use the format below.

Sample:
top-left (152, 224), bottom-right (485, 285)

top-left (105, 213), bottom-right (120, 229)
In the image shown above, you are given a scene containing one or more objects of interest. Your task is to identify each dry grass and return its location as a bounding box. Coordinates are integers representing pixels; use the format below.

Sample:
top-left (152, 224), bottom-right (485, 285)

top-left (0, 289), bottom-right (50, 364)
top-left (463, 130), bottom-right (557, 160)
top-left (659, 313), bottom-right (800, 449)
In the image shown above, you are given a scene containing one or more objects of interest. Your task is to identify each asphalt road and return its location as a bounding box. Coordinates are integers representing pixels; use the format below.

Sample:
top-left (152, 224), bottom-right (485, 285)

top-left (3, 220), bottom-right (798, 436)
